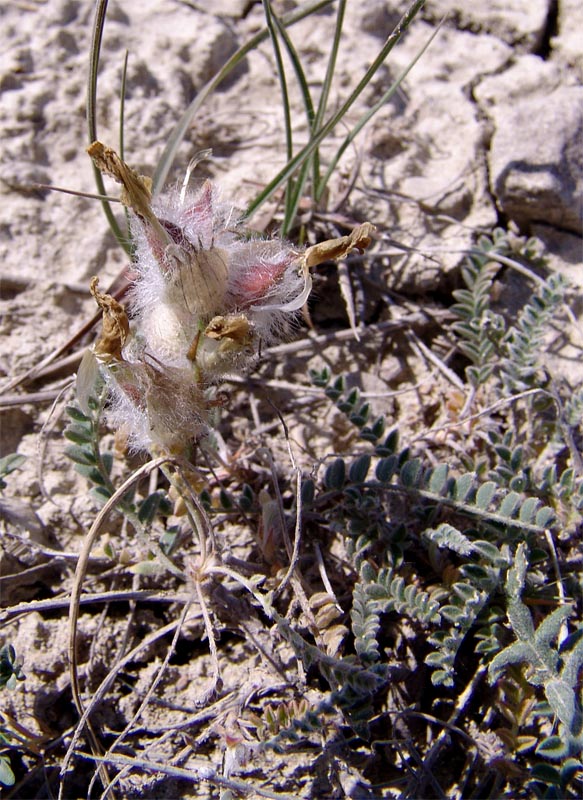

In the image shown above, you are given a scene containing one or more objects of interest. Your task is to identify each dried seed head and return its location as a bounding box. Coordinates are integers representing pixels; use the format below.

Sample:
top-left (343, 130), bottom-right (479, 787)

top-left (84, 143), bottom-right (374, 455)
top-left (89, 277), bottom-right (129, 362)
top-left (87, 141), bottom-right (170, 251)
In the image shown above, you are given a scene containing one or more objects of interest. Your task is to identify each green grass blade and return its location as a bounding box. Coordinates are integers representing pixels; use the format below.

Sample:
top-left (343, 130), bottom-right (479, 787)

top-left (119, 50), bottom-right (129, 160)
top-left (316, 11), bottom-right (440, 202)
top-left (273, 17), bottom-right (316, 133)
top-left (119, 49), bottom-right (132, 241)
top-left (310, 0), bottom-right (346, 199)
top-left (87, 0), bottom-right (106, 146)
top-left (276, 0), bottom-right (345, 233)
top-left (87, 0), bottom-right (131, 254)
top-left (264, 1), bottom-right (293, 164)
top-left (152, 0), bottom-right (334, 196)
top-left (271, 9), bottom-right (318, 233)
top-left (245, 0), bottom-right (426, 222)
top-left (263, 0), bottom-right (294, 221)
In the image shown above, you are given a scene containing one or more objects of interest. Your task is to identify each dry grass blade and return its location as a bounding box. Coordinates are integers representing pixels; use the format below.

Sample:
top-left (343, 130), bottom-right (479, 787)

top-left (62, 616), bottom-right (194, 795)
top-left (95, 601), bottom-right (193, 799)
top-left (82, 751), bottom-right (299, 799)
top-left (0, 590), bottom-right (190, 626)
top-left (65, 456), bottom-right (182, 794)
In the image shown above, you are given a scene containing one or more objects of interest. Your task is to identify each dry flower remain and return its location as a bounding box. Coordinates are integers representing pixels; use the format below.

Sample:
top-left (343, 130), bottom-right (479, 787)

top-left (82, 142), bottom-right (374, 456)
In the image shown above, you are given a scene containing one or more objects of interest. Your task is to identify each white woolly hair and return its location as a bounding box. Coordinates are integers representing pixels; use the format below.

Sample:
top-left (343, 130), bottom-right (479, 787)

top-left (105, 360), bottom-right (208, 453)
top-left (224, 244), bottom-right (305, 343)
top-left (127, 181), bottom-right (238, 322)
top-left (102, 176), bottom-right (311, 452)
top-left (126, 180), bottom-right (307, 354)
top-left (104, 367), bottom-right (152, 452)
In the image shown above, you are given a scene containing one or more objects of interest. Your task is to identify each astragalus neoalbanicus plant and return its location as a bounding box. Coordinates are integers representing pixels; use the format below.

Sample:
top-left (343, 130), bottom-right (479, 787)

top-left (81, 141), bottom-right (374, 457)
top-left (3, 1), bottom-right (581, 798)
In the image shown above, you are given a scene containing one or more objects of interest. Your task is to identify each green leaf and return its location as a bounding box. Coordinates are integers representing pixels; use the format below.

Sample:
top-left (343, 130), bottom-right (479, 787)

top-left (65, 404), bottom-right (90, 422)
top-left (472, 540), bottom-right (504, 564)
top-left (159, 527), bottom-right (180, 556)
top-left (349, 454), bottom-right (371, 484)
top-left (561, 634), bottom-right (583, 686)
top-left (64, 426), bottom-right (94, 445)
top-left (462, 564), bottom-right (491, 583)
top-left (475, 481), bottom-right (497, 510)
top-left (519, 497), bottom-right (540, 524)
top-left (509, 475), bottom-right (527, 492)
top-left (239, 483), bottom-right (255, 512)
top-left (535, 506), bottom-right (557, 528)
top-left (325, 458), bottom-right (346, 490)
top-left (0, 757), bottom-right (15, 787)
top-left (325, 375), bottom-right (345, 401)
top-left (495, 445), bottom-right (512, 463)
top-left (488, 641), bottom-right (535, 683)
top-left (399, 458), bottom-right (422, 488)
top-left (138, 492), bottom-right (163, 525)
top-left (74, 464), bottom-right (107, 486)
top-left (430, 669), bottom-right (454, 687)
top-left (309, 366), bottom-right (330, 387)
top-left (219, 489), bottom-right (233, 510)
top-left (560, 468), bottom-right (575, 491)
top-left (498, 491), bottom-right (522, 518)
top-left (350, 403), bottom-right (370, 428)
top-left (507, 598), bottom-right (536, 641)
top-left (535, 605), bottom-right (573, 650)
top-left (536, 735), bottom-right (570, 760)
top-left (370, 416), bottom-right (386, 440)
top-left (506, 543), bottom-right (529, 598)
top-left (428, 464), bottom-right (448, 494)
top-left (440, 605), bottom-right (465, 624)
top-left (452, 582), bottom-right (480, 603)
top-left (325, 385), bottom-right (342, 401)
top-left (91, 485), bottom-right (113, 505)
top-left (102, 452), bottom-right (114, 476)
top-left (375, 455), bottom-right (398, 483)
top-left (530, 764), bottom-right (561, 784)
top-left (542, 464), bottom-right (558, 489)
top-left (0, 453), bottom-right (26, 480)
top-left (560, 759), bottom-right (583, 784)
top-left (346, 388), bottom-right (360, 409)
top-left (0, 644), bottom-right (24, 688)
top-left (510, 446), bottom-right (524, 471)
top-left (359, 561), bottom-right (377, 584)
top-left (426, 523), bottom-right (473, 556)
top-left (452, 473), bottom-right (474, 502)
top-left (425, 652), bottom-right (448, 667)
top-left (545, 679), bottom-right (578, 731)
top-left (376, 429), bottom-right (399, 457)
top-left (129, 560), bottom-right (165, 577)
top-left (65, 444), bottom-right (96, 466)
top-left (300, 479), bottom-right (315, 506)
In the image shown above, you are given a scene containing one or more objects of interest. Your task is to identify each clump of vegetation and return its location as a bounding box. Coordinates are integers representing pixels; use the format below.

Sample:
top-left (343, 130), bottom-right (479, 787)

top-left (56, 220), bottom-right (583, 800)
top-left (0, 1), bottom-right (581, 798)
top-left (0, 645), bottom-right (26, 787)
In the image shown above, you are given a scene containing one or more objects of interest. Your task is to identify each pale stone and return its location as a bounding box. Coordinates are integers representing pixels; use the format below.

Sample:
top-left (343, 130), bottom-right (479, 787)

top-left (488, 85), bottom-right (583, 233)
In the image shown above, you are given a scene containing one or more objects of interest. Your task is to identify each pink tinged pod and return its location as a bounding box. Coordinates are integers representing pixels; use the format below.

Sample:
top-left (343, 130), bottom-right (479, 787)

top-left (226, 243), bottom-right (299, 309)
